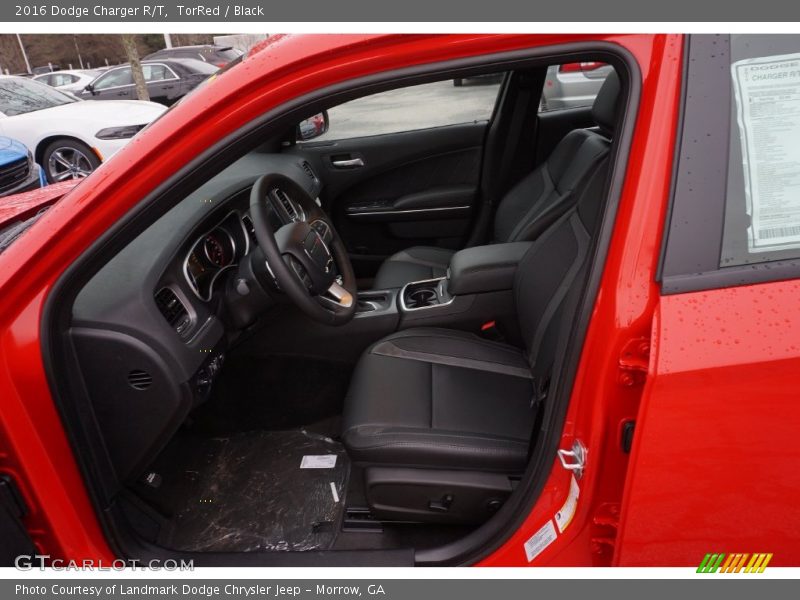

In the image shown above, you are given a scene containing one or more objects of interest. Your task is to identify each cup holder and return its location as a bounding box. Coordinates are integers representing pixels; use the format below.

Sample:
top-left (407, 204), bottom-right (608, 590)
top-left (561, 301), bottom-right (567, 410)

top-left (401, 278), bottom-right (452, 311)
top-left (407, 288), bottom-right (437, 308)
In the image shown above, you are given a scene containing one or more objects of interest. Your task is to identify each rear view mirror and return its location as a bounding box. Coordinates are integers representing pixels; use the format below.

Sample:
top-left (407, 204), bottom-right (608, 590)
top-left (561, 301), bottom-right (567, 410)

top-left (297, 111), bottom-right (329, 142)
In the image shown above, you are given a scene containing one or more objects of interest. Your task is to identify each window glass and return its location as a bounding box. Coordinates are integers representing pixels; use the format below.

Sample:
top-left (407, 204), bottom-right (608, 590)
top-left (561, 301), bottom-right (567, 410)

top-left (143, 64), bottom-right (174, 82)
top-left (539, 62), bottom-right (612, 112)
top-left (209, 48), bottom-right (243, 62)
top-left (51, 73), bottom-right (78, 87)
top-left (315, 75), bottom-right (504, 141)
top-left (0, 77), bottom-right (76, 116)
top-left (721, 35), bottom-right (800, 266)
top-left (94, 67), bottom-right (133, 90)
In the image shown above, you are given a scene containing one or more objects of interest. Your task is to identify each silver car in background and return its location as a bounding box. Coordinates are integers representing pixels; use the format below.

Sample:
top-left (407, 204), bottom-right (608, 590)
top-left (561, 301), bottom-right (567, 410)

top-left (33, 70), bottom-right (103, 95)
top-left (453, 62), bottom-right (612, 111)
top-left (540, 62), bottom-right (613, 111)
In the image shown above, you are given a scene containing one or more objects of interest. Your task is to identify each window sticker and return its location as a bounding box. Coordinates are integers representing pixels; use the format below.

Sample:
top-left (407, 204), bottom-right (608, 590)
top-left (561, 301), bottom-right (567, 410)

top-left (732, 53), bottom-right (800, 253)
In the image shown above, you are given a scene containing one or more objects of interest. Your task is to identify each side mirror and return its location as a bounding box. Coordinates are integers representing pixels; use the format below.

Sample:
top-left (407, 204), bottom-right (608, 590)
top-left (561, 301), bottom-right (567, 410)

top-left (296, 110), bottom-right (329, 142)
top-left (84, 84), bottom-right (96, 95)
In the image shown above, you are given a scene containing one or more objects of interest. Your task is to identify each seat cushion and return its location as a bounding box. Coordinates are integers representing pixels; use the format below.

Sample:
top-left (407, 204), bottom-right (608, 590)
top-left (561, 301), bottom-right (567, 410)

top-left (342, 328), bottom-right (536, 473)
top-left (371, 247), bottom-right (455, 290)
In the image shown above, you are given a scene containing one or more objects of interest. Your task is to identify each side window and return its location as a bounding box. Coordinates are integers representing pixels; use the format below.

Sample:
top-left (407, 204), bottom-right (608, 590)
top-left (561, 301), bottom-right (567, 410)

top-left (143, 64), bottom-right (175, 82)
top-left (94, 68), bottom-right (133, 90)
top-left (317, 75), bottom-right (504, 141)
top-left (51, 74), bottom-right (78, 87)
top-left (721, 36), bottom-right (800, 267)
top-left (539, 62), bottom-right (612, 112)
top-left (661, 34), bottom-right (800, 294)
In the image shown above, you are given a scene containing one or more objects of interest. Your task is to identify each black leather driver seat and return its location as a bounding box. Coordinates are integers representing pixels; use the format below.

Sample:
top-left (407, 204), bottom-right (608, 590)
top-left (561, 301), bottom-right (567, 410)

top-left (341, 72), bottom-right (620, 524)
top-left (371, 71), bottom-right (621, 290)
top-left (343, 328), bottom-right (536, 473)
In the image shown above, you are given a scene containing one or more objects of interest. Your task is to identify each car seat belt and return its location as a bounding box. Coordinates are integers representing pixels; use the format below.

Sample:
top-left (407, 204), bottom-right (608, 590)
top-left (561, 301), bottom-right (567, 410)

top-left (527, 254), bottom-right (590, 461)
top-left (496, 71), bottom-right (546, 203)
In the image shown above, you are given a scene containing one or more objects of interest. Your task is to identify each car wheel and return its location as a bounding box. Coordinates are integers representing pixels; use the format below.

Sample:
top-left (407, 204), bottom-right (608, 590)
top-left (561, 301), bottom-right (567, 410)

top-left (43, 139), bottom-right (101, 183)
top-left (453, 78), bottom-right (464, 87)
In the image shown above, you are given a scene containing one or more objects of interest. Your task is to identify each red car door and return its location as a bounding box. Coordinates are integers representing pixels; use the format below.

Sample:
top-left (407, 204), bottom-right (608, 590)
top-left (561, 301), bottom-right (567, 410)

top-left (616, 34), bottom-right (800, 567)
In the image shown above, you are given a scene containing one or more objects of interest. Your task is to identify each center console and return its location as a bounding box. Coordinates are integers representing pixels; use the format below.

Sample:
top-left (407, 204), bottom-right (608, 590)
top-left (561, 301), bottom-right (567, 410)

top-left (393, 242), bottom-right (532, 340)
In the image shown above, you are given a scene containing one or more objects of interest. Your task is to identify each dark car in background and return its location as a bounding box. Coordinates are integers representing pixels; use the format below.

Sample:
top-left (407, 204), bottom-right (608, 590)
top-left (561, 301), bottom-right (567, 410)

top-left (144, 44), bottom-right (243, 68)
top-left (78, 59), bottom-right (219, 106)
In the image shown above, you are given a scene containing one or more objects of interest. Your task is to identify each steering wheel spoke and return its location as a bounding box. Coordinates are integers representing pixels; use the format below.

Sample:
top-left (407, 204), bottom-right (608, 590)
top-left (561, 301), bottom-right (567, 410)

top-left (319, 280), bottom-right (354, 309)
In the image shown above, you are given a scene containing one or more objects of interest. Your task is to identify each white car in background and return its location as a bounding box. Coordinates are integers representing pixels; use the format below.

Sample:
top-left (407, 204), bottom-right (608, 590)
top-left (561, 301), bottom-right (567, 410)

top-left (0, 76), bottom-right (166, 182)
top-left (33, 69), bottom-right (103, 95)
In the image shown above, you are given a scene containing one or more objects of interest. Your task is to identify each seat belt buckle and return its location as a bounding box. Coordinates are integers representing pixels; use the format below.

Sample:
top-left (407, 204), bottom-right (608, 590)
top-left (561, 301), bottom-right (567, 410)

top-left (479, 320), bottom-right (504, 341)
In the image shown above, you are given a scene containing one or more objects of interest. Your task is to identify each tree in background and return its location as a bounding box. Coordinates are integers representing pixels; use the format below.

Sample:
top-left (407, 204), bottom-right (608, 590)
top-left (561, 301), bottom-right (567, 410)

top-left (121, 34), bottom-right (149, 102)
top-left (0, 33), bottom-right (219, 74)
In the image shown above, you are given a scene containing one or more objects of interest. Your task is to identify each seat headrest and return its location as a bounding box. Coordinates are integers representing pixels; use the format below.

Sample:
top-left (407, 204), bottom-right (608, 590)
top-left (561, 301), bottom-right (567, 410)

top-left (591, 70), bottom-right (621, 137)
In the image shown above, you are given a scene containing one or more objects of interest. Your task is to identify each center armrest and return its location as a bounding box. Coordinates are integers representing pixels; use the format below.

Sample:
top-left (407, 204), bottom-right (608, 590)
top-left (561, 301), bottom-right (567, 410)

top-left (447, 242), bottom-right (532, 296)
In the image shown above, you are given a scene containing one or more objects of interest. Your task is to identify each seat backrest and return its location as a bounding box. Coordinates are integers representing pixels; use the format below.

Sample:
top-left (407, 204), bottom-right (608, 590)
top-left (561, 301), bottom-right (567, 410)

top-left (492, 71), bottom-right (621, 245)
top-left (512, 72), bottom-right (621, 384)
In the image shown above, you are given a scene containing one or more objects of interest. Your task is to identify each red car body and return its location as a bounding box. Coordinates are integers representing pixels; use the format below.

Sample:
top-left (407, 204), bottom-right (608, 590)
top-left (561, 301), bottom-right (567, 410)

top-left (0, 33), bottom-right (797, 567)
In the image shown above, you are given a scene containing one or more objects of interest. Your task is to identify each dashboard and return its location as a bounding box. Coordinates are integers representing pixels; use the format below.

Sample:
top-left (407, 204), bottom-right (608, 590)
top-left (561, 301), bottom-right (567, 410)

top-left (69, 150), bottom-right (323, 481)
top-left (181, 174), bottom-right (308, 303)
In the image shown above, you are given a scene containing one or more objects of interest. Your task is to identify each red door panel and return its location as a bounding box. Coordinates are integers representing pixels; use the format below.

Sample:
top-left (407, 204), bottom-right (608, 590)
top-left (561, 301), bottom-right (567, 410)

top-left (616, 280), bottom-right (800, 566)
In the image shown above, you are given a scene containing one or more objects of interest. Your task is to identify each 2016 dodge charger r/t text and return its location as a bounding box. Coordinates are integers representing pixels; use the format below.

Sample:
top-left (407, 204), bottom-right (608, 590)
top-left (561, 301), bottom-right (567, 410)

top-left (0, 33), bottom-right (799, 568)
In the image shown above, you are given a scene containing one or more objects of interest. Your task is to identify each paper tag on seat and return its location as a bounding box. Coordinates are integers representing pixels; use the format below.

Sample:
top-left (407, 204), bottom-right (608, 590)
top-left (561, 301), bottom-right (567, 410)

top-left (300, 455), bottom-right (337, 469)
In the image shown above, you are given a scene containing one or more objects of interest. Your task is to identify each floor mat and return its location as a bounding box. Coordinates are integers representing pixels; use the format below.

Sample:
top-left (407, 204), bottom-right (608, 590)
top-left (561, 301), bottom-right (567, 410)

top-left (139, 429), bottom-right (349, 553)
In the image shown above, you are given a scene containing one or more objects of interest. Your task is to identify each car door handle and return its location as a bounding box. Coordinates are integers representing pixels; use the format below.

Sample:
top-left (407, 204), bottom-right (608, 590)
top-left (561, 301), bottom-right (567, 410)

top-left (331, 158), bottom-right (364, 169)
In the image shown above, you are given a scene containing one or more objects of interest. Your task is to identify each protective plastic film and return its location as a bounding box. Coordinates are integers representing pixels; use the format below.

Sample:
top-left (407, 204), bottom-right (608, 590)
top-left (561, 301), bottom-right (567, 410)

top-left (163, 430), bottom-right (349, 552)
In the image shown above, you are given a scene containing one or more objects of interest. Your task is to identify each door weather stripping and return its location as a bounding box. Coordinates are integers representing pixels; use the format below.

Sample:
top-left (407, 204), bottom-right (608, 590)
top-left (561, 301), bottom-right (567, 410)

top-left (557, 439), bottom-right (587, 479)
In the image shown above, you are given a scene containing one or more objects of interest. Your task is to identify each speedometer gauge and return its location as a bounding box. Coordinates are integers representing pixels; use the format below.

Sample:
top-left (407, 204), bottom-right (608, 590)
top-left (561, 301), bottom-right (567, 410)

top-left (203, 232), bottom-right (233, 267)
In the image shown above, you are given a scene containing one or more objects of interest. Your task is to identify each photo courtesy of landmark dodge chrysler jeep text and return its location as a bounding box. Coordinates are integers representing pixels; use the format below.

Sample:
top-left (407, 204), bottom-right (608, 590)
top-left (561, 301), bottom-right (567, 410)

top-left (0, 33), bottom-right (798, 568)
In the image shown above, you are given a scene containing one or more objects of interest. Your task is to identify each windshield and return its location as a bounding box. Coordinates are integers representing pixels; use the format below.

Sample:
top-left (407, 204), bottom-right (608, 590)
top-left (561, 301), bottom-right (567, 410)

top-left (213, 47), bottom-right (243, 62)
top-left (0, 77), bottom-right (78, 116)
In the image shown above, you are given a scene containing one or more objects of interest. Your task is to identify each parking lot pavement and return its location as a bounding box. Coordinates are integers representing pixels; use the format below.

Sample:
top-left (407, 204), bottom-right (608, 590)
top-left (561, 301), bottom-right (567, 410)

top-left (318, 78), bottom-right (502, 141)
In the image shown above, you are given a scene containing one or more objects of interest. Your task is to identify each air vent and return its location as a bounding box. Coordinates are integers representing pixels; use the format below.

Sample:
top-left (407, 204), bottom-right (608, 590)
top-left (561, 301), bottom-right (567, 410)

top-left (273, 188), bottom-right (299, 221)
top-left (154, 287), bottom-right (191, 334)
top-left (128, 369), bottom-right (153, 391)
top-left (300, 161), bottom-right (317, 182)
top-left (242, 214), bottom-right (256, 242)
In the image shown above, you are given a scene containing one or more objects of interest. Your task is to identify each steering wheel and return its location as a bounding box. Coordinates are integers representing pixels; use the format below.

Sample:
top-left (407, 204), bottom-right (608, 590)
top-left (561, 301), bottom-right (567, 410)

top-left (249, 173), bottom-right (357, 325)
